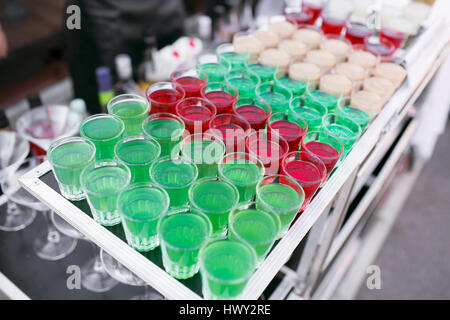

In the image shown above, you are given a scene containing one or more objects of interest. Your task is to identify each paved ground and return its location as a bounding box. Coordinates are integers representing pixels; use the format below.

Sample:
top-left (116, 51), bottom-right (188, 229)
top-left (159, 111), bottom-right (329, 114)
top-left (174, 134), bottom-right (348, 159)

top-left (357, 122), bottom-right (450, 300)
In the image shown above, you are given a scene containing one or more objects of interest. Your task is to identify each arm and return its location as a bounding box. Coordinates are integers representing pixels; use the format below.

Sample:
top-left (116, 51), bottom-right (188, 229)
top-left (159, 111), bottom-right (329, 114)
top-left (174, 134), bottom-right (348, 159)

top-left (0, 23), bottom-right (8, 59)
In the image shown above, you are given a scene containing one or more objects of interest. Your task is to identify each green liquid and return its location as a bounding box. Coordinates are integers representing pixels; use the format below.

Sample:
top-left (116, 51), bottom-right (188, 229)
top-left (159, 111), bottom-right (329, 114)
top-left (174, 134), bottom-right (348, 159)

top-left (80, 117), bottom-right (123, 160)
top-left (220, 162), bottom-right (262, 203)
top-left (306, 91), bottom-right (338, 112)
top-left (227, 77), bottom-right (259, 97)
top-left (257, 183), bottom-right (302, 235)
top-left (228, 209), bottom-right (278, 262)
top-left (181, 140), bottom-right (224, 178)
top-left (276, 78), bottom-right (306, 97)
top-left (116, 140), bottom-right (160, 183)
top-left (49, 141), bottom-right (95, 201)
top-left (151, 160), bottom-right (196, 209)
top-left (259, 92), bottom-right (290, 113)
top-left (201, 240), bottom-right (255, 299)
top-left (324, 124), bottom-right (358, 153)
top-left (219, 52), bottom-right (249, 69)
top-left (144, 118), bottom-right (184, 157)
top-left (190, 180), bottom-right (238, 236)
top-left (109, 101), bottom-right (148, 136)
top-left (159, 214), bottom-right (209, 279)
top-left (197, 63), bottom-right (229, 82)
top-left (337, 106), bottom-right (371, 130)
top-left (82, 166), bottom-right (129, 226)
top-left (120, 187), bottom-right (168, 251)
top-left (289, 106), bottom-right (323, 131)
top-left (248, 64), bottom-right (276, 83)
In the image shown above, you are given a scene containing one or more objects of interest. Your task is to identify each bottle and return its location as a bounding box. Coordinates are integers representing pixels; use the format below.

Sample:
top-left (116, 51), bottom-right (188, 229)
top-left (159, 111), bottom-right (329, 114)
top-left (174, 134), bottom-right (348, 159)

top-left (240, 0), bottom-right (254, 31)
top-left (138, 36), bottom-right (158, 94)
top-left (115, 53), bottom-right (138, 95)
top-left (96, 66), bottom-right (115, 113)
top-left (69, 98), bottom-right (88, 118)
top-left (27, 94), bottom-right (43, 109)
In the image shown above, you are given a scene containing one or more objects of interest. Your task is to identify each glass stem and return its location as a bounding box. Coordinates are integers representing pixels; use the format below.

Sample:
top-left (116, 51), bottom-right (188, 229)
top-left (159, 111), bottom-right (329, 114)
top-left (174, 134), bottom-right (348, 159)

top-left (6, 200), bottom-right (20, 216)
top-left (90, 242), bottom-right (105, 273)
top-left (43, 210), bottom-right (61, 244)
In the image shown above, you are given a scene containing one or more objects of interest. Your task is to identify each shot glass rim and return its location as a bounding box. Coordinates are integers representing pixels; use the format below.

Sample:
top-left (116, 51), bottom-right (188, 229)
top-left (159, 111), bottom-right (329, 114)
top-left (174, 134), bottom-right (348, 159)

top-left (48, 136), bottom-right (96, 169)
top-left (301, 130), bottom-right (344, 160)
top-left (268, 112), bottom-right (308, 139)
top-left (179, 132), bottom-right (226, 165)
top-left (175, 97), bottom-right (218, 126)
top-left (234, 96), bottom-right (272, 118)
top-left (245, 130), bottom-right (290, 163)
top-left (142, 112), bottom-right (186, 142)
top-left (289, 95), bottom-right (328, 121)
top-left (199, 238), bottom-right (257, 285)
top-left (322, 113), bottom-right (362, 138)
top-left (216, 43), bottom-right (251, 63)
top-left (149, 155), bottom-right (199, 190)
top-left (200, 81), bottom-right (239, 100)
top-left (170, 67), bottom-right (209, 84)
top-left (114, 134), bottom-right (161, 167)
top-left (228, 201), bottom-right (281, 247)
top-left (247, 63), bottom-right (278, 78)
top-left (117, 181), bottom-right (170, 222)
top-left (188, 176), bottom-right (240, 215)
top-left (336, 97), bottom-right (373, 123)
top-left (158, 210), bottom-right (213, 251)
top-left (255, 174), bottom-right (305, 214)
top-left (107, 93), bottom-right (150, 119)
top-left (79, 113), bottom-right (125, 142)
top-left (196, 57), bottom-right (231, 75)
top-left (208, 112), bottom-right (252, 135)
top-left (145, 81), bottom-right (186, 108)
top-left (273, 76), bottom-right (308, 94)
top-left (281, 150), bottom-right (327, 186)
top-left (225, 67), bottom-right (262, 88)
top-left (80, 159), bottom-right (131, 197)
top-left (218, 152), bottom-right (265, 187)
top-left (305, 89), bottom-right (338, 110)
top-left (255, 81), bottom-right (293, 104)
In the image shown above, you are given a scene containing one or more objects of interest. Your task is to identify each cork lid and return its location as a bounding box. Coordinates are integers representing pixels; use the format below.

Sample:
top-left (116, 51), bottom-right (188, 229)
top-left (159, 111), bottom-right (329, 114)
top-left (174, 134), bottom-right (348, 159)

top-left (321, 38), bottom-right (351, 57)
top-left (348, 50), bottom-right (378, 69)
top-left (364, 76), bottom-right (395, 99)
top-left (293, 28), bottom-right (322, 48)
top-left (233, 36), bottom-right (263, 57)
top-left (335, 63), bottom-right (366, 81)
top-left (289, 62), bottom-right (321, 82)
top-left (350, 90), bottom-right (383, 115)
top-left (278, 40), bottom-right (307, 59)
top-left (254, 31), bottom-right (280, 49)
top-left (259, 49), bottom-right (291, 69)
top-left (320, 74), bottom-right (353, 98)
top-left (374, 63), bottom-right (407, 87)
top-left (269, 21), bottom-right (296, 39)
top-left (306, 50), bottom-right (337, 68)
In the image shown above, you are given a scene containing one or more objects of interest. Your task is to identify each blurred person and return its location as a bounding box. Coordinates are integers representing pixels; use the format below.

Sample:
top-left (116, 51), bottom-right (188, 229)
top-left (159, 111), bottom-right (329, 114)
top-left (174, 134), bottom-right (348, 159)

top-left (65, 0), bottom-right (186, 114)
top-left (0, 23), bottom-right (7, 59)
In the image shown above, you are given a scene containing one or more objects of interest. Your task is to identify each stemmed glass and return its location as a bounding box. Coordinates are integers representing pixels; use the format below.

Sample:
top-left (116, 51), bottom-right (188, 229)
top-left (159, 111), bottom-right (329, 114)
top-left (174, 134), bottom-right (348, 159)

top-left (50, 212), bottom-right (119, 293)
top-left (2, 156), bottom-right (77, 260)
top-left (100, 249), bottom-right (164, 300)
top-left (0, 131), bottom-right (34, 231)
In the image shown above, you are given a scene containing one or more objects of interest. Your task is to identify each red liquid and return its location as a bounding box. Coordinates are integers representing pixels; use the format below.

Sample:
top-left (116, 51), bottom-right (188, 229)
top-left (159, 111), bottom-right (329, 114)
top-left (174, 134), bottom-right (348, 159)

top-left (246, 136), bottom-right (288, 174)
top-left (345, 24), bottom-right (373, 45)
top-left (269, 120), bottom-right (304, 152)
top-left (302, 2), bottom-right (324, 24)
top-left (379, 28), bottom-right (407, 49)
top-left (211, 123), bottom-right (245, 153)
top-left (175, 76), bottom-right (205, 98)
top-left (304, 141), bottom-right (339, 175)
top-left (321, 15), bottom-right (346, 35)
top-left (178, 106), bottom-right (214, 134)
top-left (26, 120), bottom-right (55, 156)
top-left (234, 105), bottom-right (269, 130)
top-left (285, 11), bottom-right (313, 25)
top-left (149, 89), bottom-right (184, 114)
top-left (204, 91), bottom-right (236, 114)
top-left (282, 160), bottom-right (322, 208)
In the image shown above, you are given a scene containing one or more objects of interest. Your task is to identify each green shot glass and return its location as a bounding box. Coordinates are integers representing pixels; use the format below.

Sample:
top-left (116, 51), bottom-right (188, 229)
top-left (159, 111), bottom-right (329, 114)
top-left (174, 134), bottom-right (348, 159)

top-left (274, 76), bottom-right (308, 98)
top-left (107, 94), bottom-right (149, 136)
top-left (305, 90), bottom-right (339, 113)
top-left (115, 135), bottom-right (161, 183)
top-left (336, 96), bottom-right (373, 131)
top-left (217, 43), bottom-right (250, 69)
top-left (289, 96), bottom-right (327, 131)
top-left (179, 133), bottom-right (225, 178)
top-left (247, 63), bottom-right (277, 83)
top-left (225, 67), bottom-right (261, 97)
top-left (199, 239), bottom-right (257, 300)
top-left (48, 137), bottom-right (96, 201)
top-left (158, 210), bottom-right (212, 279)
top-left (256, 174), bottom-right (305, 238)
top-left (79, 114), bottom-right (125, 160)
top-left (149, 156), bottom-right (198, 210)
top-left (118, 182), bottom-right (169, 251)
top-left (142, 113), bottom-right (185, 157)
top-left (80, 159), bottom-right (131, 226)
top-left (228, 202), bottom-right (280, 266)
top-left (218, 152), bottom-right (264, 204)
top-left (255, 82), bottom-right (293, 114)
top-left (196, 54), bottom-right (231, 83)
top-left (321, 113), bottom-right (361, 157)
top-left (188, 177), bottom-right (239, 237)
